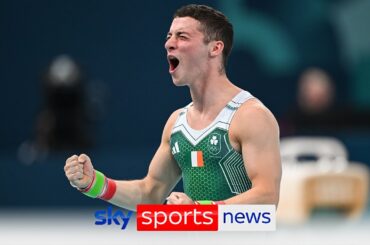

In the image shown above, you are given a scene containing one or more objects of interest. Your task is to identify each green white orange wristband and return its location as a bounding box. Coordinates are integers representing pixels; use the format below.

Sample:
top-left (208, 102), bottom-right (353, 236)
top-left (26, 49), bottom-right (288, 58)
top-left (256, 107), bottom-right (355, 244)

top-left (79, 170), bottom-right (117, 200)
top-left (194, 200), bottom-right (225, 205)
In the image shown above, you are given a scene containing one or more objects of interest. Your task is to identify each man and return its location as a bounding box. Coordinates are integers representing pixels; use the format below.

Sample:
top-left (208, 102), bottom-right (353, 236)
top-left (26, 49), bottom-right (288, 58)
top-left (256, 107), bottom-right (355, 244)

top-left (64, 4), bottom-right (281, 210)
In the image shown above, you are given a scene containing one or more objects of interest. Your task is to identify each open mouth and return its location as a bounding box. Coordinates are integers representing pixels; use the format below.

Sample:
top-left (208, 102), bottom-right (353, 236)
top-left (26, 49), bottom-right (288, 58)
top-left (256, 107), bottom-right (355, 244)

top-left (168, 55), bottom-right (180, 72)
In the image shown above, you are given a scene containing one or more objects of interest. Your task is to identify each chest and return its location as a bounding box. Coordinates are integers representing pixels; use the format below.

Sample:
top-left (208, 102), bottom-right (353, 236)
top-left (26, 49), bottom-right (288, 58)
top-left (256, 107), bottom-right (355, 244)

top-left (170, 126), bottom-right (242, 168)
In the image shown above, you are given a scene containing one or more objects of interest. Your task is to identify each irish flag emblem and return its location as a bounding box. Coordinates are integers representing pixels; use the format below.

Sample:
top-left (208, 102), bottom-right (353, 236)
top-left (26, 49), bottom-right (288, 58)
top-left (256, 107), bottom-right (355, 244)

top-left (191, 151), bottom-right (204, 167)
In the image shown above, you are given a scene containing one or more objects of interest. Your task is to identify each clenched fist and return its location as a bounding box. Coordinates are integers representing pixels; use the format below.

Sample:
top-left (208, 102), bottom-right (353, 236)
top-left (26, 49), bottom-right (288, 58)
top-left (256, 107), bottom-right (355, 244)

top-left (166, 192), bottom-right (194, 204)
top-left (64, 154), bottom-right (94, 189)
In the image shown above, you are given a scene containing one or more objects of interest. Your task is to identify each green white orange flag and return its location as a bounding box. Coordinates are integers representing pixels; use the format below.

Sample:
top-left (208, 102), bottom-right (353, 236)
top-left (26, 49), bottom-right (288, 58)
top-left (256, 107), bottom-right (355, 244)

top-left (191, 151), bottom-right (204, 167)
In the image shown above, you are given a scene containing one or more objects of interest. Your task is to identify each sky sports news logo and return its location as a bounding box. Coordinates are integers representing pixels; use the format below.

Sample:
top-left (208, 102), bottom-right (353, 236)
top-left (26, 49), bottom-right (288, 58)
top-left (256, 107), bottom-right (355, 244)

top-left (95, 205), bottom-right (276, 231)
top-left (95, 206), bottom-right (133, 230)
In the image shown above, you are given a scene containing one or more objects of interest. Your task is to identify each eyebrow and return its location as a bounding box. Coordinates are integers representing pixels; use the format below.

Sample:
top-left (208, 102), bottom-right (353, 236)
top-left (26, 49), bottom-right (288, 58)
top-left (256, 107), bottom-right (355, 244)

top-left (167, 30), bottom-right (191, 36)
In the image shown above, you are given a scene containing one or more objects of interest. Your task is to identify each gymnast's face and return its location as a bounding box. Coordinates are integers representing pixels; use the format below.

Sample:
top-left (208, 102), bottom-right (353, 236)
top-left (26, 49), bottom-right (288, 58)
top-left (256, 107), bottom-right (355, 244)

top-left (165, 17), bottom-right (211, 86)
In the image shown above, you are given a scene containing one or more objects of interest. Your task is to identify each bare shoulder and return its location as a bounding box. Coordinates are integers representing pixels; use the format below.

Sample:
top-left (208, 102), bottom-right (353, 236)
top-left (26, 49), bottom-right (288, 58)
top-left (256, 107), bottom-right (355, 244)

top-left (162, 108), bottom-right (183, 142)
top-left (237, 98), bottom-right (278, 124)
top-left (230, 98), bottom-right (280, 142)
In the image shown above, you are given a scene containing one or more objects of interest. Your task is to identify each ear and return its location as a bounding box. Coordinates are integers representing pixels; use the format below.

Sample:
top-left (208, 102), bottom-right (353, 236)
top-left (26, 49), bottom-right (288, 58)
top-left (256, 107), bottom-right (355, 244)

top-left (209, 40), bottom-right (224, 58)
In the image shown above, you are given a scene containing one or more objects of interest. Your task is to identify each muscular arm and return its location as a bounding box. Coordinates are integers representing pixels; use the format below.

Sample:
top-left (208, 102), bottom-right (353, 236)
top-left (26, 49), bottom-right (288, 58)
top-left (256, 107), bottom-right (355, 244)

top-left (64, 110), bottom-right (182, 211)
top-left (225, 100), bottom-right (282, 206)
top-left (108, 110), bottom-right (182, 210)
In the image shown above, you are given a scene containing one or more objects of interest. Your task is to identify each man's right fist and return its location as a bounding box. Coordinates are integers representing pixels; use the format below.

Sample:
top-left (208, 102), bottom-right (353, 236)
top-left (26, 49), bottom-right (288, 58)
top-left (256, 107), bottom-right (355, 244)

top-left (64, 154), bottom-right (94, 189)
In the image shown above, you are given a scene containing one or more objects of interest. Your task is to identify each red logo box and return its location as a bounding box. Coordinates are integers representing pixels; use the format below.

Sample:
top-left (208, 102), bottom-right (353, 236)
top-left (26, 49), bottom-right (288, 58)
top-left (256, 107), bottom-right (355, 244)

top-left (137, 204), bottom-right (218, 231)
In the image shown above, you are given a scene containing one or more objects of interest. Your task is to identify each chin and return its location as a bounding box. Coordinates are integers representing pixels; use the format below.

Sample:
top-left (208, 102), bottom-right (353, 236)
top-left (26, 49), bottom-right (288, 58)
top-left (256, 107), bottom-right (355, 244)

top-left (171, 77), bottom-right (187, 87)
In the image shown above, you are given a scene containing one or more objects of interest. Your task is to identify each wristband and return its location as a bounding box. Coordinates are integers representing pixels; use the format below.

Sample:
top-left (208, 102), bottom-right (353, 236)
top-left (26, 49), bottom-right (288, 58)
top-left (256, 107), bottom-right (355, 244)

top-left (99, 177), bottom-right (117, 201)
top-left (79, 171), bottom-right (96, 192)
top-left (81, 170), bottom-right (105, 198)
top-left (194, 200), bottom-right (225, 205)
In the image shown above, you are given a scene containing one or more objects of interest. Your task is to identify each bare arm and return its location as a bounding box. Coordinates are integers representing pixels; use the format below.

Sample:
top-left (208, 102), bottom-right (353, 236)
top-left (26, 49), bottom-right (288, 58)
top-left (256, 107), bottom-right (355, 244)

top-left (64, 110), bottom-right (182, 211)
top-left (225, 100), bottom-right (282, 206)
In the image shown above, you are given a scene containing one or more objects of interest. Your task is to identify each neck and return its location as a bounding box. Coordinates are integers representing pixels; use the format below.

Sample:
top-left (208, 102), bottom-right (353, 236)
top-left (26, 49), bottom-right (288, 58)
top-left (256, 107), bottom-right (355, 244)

top-left (188, 72), bottom-right (240, 114)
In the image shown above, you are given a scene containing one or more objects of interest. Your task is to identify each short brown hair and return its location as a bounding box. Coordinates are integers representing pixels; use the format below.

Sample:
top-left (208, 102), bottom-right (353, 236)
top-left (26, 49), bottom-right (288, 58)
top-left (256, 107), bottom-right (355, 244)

top-left (174, 4), bottom-right (233, 72)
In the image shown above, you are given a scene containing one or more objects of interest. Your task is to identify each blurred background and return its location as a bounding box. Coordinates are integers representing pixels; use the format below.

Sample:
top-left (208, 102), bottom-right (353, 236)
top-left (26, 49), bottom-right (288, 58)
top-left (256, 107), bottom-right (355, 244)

top-left (1, 0), bottom-right (370, 244)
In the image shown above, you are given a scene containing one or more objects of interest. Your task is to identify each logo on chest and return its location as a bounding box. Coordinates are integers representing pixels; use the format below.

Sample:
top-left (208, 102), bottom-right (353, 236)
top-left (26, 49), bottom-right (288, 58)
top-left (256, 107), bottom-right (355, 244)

top-left (172, 141), bottom-right (180, 155)
top-left (208, 133), bottom-right (222, 156)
